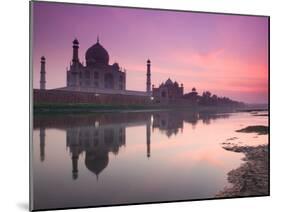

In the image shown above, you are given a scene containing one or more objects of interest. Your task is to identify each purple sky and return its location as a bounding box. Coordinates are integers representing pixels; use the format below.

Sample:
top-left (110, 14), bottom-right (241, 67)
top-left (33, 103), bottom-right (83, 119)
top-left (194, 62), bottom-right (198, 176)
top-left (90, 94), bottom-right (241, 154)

top-left (32, 1), bottom-right (269, 103)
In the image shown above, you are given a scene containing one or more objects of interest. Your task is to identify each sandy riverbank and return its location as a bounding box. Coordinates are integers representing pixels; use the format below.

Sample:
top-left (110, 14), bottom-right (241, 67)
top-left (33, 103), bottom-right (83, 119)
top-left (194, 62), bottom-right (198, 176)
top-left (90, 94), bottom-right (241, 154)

top-left (217, 143), bottom-right (269, 197)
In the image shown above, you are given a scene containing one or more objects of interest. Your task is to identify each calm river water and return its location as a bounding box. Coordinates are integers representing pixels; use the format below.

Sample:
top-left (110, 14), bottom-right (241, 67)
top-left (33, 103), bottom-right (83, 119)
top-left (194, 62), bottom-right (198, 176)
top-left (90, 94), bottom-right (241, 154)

top-left (32, 110), bottom-right (268, 210)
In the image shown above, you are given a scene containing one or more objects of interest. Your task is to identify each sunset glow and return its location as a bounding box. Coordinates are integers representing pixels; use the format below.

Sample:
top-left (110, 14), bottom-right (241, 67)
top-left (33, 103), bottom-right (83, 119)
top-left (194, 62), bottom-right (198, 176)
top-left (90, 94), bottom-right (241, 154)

top-left (32, 2), bottom-right (268, 103)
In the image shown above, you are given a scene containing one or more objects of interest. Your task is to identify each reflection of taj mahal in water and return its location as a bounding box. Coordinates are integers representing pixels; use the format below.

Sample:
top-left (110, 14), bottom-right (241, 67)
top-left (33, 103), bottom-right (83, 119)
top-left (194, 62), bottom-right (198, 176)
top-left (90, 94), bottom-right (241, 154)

top-left (36, 111), bottom-right (230, 180)
top-left (66, 124), bottom-right (126, 180)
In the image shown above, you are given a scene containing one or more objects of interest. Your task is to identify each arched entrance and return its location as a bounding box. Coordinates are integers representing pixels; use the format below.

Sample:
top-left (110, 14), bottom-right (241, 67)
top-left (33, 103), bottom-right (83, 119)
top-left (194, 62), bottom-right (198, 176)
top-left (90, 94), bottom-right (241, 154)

top-left (161, 91), bottom-right (167, 98)
top-left (104, 73), bottom-right (114, 89)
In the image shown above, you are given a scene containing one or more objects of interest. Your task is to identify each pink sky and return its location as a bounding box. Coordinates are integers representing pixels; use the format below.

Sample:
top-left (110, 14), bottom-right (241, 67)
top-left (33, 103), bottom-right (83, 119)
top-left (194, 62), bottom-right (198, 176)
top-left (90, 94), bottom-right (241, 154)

top-left (32, 2), bottom-right (269, 103)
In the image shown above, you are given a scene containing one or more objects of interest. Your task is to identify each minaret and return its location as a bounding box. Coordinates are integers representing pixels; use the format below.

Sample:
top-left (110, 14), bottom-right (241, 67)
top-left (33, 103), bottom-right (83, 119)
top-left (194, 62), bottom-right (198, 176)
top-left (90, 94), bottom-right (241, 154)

top-left (72, 38), bottom-right (79, 63)
top-left (71, 145), bottom-right (80, 180)
top-left (72, 153), bottom-right (79, 180)
top-left (40, 56), bottom-right (46, 90)
top-left (69, 38), bottom-right (80, 88)
top-left (39, 127), bottom-right (45, 162)
top-left (146, 118), bottom-right (151, 158)
top-left (146, 59), bottom-right (151, 94)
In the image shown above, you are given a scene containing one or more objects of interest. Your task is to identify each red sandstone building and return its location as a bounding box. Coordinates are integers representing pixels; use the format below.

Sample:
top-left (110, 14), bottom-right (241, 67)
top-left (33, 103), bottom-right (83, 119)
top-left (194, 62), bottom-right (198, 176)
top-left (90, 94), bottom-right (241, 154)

top-left (152, 78), bottom-right (184, 103)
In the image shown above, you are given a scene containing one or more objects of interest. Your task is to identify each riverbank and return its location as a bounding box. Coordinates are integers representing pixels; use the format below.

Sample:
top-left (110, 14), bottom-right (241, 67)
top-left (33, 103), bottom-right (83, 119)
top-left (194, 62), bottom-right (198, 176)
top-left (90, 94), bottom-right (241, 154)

top-left (217, 144), bottom-right (268, 197)
top-left (33, 103), bottom-right (246, 114)
top-left (33, 103), bottom-right (194, 114)
top-left (217, 125), bottom-right (269, 197)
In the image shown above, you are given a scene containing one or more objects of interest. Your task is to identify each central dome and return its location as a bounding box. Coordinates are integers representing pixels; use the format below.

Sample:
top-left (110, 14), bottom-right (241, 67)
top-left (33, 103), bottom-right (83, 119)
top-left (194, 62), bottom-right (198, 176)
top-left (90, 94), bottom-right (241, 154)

top-left (85, 150), bottom-right (109, 177)
top-left (85, 39), bottom-right (109, 66)
top-left (165, 78), bottom-right (173, 85)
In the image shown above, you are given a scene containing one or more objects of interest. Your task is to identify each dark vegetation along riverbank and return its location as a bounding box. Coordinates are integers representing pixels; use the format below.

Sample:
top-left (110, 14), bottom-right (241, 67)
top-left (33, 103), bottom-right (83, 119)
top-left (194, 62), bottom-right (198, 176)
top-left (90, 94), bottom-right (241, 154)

top-left (33, 103), bottom-right (198, 114)
top-left (33, 102), bottom-right (246, 114)
top-left (217, 125), bottom-right (269, 197)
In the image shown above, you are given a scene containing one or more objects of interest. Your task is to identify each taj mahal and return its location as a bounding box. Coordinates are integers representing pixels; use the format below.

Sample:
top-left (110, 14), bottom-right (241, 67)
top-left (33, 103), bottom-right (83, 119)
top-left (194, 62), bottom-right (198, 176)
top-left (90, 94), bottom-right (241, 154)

top-left (67, 37), bottom-right (127, 91)
top-left (37, 37), bottom-right (189, 104)
top-left (40, 37), bottom-right (154, 96)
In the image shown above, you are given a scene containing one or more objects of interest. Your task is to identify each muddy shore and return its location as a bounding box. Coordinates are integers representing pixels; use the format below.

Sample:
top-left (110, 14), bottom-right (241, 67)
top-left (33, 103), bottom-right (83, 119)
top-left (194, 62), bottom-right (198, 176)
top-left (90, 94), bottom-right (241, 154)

top-left (217, 144), bottom-right (269, 197)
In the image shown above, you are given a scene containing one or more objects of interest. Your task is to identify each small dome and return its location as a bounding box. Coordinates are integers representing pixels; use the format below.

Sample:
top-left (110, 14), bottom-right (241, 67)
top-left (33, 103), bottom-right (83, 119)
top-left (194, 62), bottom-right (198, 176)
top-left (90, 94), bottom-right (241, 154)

top-left (112, 62), bottom-right (120, 70)
top-left (174, 81), bottom-right (179, 87)
top-left (86, 40), bottom-right (109, 66)
top-left (165, 78), bottom-right (173, 85)
top-left (147, 59), bottom-right (151, 64)
top-left (41, 56), bottom-right (45, 61)
top-left (73, 38), bottom-right (79, 45)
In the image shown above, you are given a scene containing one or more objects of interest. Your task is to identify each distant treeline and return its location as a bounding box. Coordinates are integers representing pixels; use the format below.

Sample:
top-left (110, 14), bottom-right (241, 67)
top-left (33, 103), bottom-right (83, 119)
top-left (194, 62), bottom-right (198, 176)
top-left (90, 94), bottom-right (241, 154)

top-left (183, 89), bottom-right (244, 107)
top-left (198, 91), bottom-right (244, 106)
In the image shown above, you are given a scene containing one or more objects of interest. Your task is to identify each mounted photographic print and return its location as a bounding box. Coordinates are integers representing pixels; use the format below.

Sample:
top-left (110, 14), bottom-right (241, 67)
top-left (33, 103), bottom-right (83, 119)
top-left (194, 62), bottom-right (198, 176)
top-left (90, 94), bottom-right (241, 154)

top-left (30, 1), bottom-right (269, 211)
